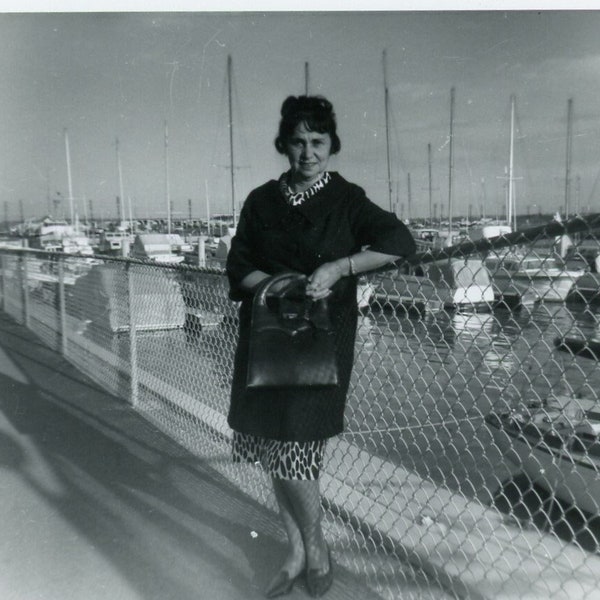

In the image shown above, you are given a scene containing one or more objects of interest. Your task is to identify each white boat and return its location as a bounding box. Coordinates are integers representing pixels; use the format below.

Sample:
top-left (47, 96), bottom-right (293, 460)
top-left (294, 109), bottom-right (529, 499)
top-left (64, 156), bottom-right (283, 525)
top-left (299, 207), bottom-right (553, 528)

top-left (484, 250), bottom-right (585, 304)
top-left (67, 262), bottom-right (186, 333)
top-left (413, 228), bottom-right (440, 243)
top-left (565, 238), bottom-right (600, 274)
top-left (130, 234), bottom-right (185, 264)
top-left (97, 230), bottom-right (133, 253)
top-left (478, 97), bottom-right (587, 305)
top-left (23, 217), bottom-right (94, 257)
top-left (25, 217), bottom-right (72, 249)
top-left (44, 231), bottom-right (95, 256)
top-left (165, 233), bottom-right (194, 254)
top-left (486, 394), bottom-right (600, 515)
top-left (369, 257), bottom-right (494, 313)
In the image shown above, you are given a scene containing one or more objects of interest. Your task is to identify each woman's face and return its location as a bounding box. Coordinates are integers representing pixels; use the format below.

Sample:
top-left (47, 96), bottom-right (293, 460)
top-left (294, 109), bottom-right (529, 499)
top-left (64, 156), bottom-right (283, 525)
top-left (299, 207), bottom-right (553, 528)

top-left (285, 122), bottom-right (332, 184)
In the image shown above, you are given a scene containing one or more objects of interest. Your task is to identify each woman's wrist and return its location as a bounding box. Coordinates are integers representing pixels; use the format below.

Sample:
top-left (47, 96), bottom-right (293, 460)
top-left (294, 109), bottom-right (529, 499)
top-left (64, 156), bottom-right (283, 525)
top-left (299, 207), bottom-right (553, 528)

top-left (331, 256), bottom-right (356, 278)
top-left (331, 260), bottom-right (346, 278)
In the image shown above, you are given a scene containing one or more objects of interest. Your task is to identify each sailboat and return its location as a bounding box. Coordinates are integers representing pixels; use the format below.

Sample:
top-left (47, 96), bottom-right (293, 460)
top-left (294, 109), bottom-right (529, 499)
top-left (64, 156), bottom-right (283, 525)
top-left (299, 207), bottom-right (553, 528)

top-left (369, 80), bottom-right (493, 312)
top-left (38, 129), bottom-right (94, 257)
top-left (482, 97), bottom-right (585, 305)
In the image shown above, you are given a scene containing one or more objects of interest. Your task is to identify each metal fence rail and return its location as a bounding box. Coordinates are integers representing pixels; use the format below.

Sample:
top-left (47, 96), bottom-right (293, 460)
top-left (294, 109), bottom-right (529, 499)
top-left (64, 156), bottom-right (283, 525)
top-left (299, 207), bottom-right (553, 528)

top-left (2, 216), bottom-right (600, 599)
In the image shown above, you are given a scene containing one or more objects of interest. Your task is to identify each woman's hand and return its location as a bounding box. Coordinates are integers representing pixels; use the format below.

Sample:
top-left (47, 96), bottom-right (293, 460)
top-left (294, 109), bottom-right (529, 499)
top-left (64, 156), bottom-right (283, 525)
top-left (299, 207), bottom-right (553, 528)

top-left (306, 261), bottom-right (346, 299)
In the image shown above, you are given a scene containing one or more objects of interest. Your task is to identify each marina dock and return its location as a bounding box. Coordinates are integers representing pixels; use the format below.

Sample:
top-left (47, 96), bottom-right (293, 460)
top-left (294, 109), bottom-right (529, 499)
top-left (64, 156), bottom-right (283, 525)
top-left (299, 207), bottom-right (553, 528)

top-left (2, 215), bottom-right (600, 599)
top-left (4, 11), bottom-right (600, 600)
top-left (0, 312), bottom-right (384, 600)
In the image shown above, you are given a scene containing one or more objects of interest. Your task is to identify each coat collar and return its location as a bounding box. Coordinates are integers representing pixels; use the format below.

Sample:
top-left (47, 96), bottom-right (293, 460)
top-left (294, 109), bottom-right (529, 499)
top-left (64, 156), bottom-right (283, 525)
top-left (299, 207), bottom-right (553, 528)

top-left (258, 172), bottom-right (347, 227)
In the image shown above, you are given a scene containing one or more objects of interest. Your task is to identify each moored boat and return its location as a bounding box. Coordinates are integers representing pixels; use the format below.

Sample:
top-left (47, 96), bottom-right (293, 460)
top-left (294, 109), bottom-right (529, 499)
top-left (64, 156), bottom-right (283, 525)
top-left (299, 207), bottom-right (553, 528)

top-left (18, 216), bottom-right (96, 257)
top-left (97, 230), bottom-right (134, 254)
top-left (566, 273), bottom-right (600, 306)
top-left (554, 335), bottom-right (600, 361)
top-left (565, 238), bottom-right (600, 274)
top-left (483, 250), bottom-right (585, 305)
top-left (44, 231), bottom-right (95, 256)
top-left (486, 394), bottom-right (600, 515)
top-left (130, 234), bottom-right (185, 264)
top-left (369, 257), bottom-right (493, 313)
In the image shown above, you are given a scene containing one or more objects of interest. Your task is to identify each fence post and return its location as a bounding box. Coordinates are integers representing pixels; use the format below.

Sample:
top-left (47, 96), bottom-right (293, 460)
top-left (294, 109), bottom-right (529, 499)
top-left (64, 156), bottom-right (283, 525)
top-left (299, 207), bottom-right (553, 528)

top-left (127, 261), bottom-right (139, 406)
top-left (0, 253), bottom-right (5, 312)
top-left (22, 252), bottom-right (30, 328)
top-left (198, 235), bottom-right (206, 268)
top-left (58, 256), bottom-right (67, 355)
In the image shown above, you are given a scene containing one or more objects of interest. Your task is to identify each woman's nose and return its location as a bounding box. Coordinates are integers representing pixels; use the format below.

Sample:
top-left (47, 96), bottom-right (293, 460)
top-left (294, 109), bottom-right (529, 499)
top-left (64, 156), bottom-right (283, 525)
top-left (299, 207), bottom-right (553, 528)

top-left (301, 144), bottom-right (313, 158)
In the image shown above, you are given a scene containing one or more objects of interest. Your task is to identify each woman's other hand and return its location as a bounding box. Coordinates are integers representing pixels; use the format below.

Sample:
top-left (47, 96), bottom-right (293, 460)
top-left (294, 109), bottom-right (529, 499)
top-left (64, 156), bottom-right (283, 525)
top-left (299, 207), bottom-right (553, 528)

top-left (306, 260), bottom-right (346, 299)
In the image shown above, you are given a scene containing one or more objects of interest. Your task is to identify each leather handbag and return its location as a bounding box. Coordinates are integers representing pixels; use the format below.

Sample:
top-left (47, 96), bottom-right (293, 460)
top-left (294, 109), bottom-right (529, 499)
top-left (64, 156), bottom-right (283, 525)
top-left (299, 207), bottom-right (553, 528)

top-left (246, 272), bottom-right (339, 390)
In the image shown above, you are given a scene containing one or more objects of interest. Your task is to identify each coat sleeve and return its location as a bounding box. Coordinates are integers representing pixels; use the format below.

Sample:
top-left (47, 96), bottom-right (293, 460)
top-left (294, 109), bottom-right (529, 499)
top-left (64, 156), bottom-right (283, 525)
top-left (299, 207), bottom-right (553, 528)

top-left (226, 199), bottom-right (260, 301)
top-left (349, 187), bottom-right (417, 257)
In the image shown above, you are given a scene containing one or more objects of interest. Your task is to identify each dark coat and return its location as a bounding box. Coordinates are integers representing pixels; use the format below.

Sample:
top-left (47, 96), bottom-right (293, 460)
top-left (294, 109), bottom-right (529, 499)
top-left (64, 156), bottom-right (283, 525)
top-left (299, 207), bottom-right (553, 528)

top-left (226, 172), bottom-right (415, 442)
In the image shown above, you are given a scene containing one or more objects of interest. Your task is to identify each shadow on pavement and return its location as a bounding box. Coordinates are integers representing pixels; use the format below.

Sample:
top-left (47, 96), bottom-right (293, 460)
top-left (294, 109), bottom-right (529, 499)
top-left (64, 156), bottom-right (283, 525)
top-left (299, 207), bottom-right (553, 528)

top-left (0, 311), bottom-right (383, 600)
top-left (0, 313), bottom-right (292, 599)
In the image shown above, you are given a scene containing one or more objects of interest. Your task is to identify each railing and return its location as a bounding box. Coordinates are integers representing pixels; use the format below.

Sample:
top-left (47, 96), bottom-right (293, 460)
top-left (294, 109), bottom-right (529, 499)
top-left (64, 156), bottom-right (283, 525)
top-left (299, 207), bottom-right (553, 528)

top-left (1, 215), bottom-right (600, 599)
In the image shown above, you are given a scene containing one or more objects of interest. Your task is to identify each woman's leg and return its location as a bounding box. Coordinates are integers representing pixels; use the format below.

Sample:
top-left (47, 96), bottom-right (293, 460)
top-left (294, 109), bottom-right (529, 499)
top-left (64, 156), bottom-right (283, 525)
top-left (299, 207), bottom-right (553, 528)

top-left (264, 477), bottom-right (308, 596)
top-left (276, 478), bottom-right (329, 572)
top-left (271, 477), bottom-right (306, 577)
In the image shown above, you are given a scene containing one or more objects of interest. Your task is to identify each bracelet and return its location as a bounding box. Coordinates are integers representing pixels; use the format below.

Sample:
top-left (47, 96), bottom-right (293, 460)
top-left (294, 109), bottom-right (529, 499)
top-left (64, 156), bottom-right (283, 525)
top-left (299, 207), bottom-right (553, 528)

top-left (348, 255), bottom-right (357, 277)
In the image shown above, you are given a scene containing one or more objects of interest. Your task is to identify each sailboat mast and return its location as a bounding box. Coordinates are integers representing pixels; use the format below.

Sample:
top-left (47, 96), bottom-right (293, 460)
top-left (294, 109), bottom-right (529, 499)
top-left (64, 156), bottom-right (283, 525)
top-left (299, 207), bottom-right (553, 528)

top-left (116, 137), bottom-right (126, 224)
top-left (508, 94), bottom-right (516, 231)
top-left (227, 54), bottom-right (237, 229)
top-left (480, 178), bottom-right (487, 221)
top-left (83, 193), bottom-right (88, 225)
top-left (427, 143), bottom-right (433, 225)
top-left (304, 61), bottom-right (310, 96)
top-left (383, 50), bottom-right (393, 213)
top-left (164, 120), bottom-right (171, 235)
top-left (128, 196), bottom-right (134, 233)
top-left (564, 97), bottom-right (573, 219)
top-left (447, 87), bottom-right (455, 240)
top-left (205, 179), bottom-right (211, 238)
top-left (407, 172), bottom-right (412, 223)
top-left (46, 169), bottom-right (51, 216)
top-left (64, 128), bottom-right (74, 225)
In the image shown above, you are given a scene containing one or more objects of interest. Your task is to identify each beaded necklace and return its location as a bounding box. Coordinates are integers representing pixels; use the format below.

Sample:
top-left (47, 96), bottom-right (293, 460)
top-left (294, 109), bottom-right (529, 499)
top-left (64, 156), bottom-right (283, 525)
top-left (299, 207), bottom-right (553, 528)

top-left (279, 171), bottom-right (331, 206)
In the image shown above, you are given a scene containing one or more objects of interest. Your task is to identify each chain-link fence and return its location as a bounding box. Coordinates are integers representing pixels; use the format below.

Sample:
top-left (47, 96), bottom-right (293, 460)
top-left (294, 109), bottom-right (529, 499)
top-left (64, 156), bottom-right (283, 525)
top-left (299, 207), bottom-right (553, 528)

top-left (1, 216), bottom-right (600, 599)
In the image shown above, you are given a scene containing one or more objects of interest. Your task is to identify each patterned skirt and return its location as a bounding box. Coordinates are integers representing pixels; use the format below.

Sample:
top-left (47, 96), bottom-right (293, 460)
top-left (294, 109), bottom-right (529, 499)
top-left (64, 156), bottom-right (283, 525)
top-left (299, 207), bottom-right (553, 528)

top-left (232, 431), bottom-right (326, 480)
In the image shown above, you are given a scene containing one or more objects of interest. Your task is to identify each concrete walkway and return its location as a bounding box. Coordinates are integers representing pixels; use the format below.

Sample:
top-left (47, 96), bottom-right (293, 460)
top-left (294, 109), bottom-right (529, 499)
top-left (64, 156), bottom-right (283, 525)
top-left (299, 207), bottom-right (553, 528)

top-left (0, 312), bottom-right (380, 600)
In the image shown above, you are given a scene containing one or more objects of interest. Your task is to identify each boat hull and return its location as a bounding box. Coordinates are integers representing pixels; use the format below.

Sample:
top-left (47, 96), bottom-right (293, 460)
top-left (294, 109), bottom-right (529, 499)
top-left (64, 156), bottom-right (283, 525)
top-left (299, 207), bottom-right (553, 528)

top-left (490, 272), bottom-right (579, 303)
top-left (566, 273), bottom-right (600, 305)
top-left (554, 336), bottom-right (600, 361)
top-left (486, 411), bottom-right (600, 515)
top-left (484, 251), bottom-right (585, 304)
top-left (370, 258), bottom-right (493, 313)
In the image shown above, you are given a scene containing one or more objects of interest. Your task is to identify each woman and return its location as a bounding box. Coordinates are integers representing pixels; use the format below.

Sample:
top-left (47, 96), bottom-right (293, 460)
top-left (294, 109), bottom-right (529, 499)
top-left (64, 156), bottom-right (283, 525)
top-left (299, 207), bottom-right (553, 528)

top-left (226, 95), bottom-right (415, 598)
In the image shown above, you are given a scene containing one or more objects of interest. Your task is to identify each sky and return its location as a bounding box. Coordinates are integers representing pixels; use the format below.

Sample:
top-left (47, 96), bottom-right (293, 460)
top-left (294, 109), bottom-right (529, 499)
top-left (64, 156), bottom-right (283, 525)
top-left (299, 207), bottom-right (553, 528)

top-left (2, 8), bottom-right (600, 225)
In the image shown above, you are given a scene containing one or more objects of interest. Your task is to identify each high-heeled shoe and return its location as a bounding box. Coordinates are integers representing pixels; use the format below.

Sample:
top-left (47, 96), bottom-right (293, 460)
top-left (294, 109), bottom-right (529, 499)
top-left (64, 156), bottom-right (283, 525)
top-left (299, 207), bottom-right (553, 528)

top-left (305, 547), bottom-right (333, 598)
top-left (265, 569), bottom-right (300, 598)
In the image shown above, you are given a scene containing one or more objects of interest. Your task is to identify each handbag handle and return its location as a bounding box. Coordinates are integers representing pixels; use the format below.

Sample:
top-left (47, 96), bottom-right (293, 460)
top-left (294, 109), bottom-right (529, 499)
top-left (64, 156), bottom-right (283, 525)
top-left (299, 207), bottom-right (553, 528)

top-left (255, 272), bottom-right (308, 308)
top-left (253, 272), bottom-right (332, 335)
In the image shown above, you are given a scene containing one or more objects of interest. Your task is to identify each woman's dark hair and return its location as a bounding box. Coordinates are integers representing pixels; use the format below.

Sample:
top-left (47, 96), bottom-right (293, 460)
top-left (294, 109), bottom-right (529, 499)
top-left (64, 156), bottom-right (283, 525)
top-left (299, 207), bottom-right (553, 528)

top-left (274, 95), bottom-right (341, 155)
